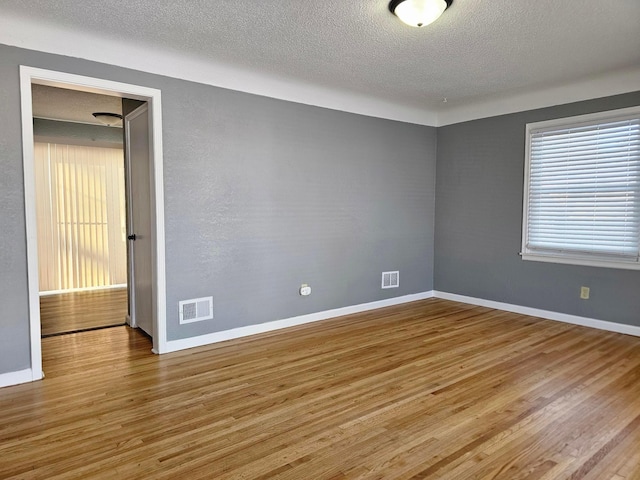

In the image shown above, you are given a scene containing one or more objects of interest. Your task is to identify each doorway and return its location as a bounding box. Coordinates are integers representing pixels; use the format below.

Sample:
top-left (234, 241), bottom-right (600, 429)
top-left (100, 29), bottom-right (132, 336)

top-left (32, 86), bottom-right (129, 336)
top-left (20, 67), bottom-right (168, 382)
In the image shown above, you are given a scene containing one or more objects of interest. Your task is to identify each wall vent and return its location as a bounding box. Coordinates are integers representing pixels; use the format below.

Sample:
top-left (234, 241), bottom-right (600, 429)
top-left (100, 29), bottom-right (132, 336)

top-left (381, 271), bottom-right (399, 289)
top-left (179, 296), bottom-right (213, 324)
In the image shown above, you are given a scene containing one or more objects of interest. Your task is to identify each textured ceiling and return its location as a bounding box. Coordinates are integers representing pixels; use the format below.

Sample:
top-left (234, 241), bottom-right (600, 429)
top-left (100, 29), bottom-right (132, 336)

top-left (2, 0), bottom-right (639, 121)
top-left (32, 85), bottom-right (122, 125)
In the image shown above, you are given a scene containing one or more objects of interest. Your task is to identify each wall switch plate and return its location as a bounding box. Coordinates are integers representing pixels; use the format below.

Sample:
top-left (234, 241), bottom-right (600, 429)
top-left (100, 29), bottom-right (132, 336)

top-left (580, 286), bottom-right (590, 300)
top-left (300, 284), bottom-right (311, 296)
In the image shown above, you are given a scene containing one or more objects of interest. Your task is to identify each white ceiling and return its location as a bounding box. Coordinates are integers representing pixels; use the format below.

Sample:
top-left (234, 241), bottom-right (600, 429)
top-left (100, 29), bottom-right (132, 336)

top-left (32, 85), bottom-right (122, 125)
top-left (1, 0), bottom-right (639, 125)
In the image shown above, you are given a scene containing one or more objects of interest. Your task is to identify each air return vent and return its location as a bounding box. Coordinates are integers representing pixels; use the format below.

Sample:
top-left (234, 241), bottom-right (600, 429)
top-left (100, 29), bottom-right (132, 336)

top-left (381, 271), bottom-right (399, 289)
top-left (179, 296), bottom-right (213, 324)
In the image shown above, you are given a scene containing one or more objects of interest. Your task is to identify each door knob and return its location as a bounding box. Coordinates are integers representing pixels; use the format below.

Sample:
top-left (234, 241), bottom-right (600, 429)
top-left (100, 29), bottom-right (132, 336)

top-left (127, 234), bottom-right (137, 241)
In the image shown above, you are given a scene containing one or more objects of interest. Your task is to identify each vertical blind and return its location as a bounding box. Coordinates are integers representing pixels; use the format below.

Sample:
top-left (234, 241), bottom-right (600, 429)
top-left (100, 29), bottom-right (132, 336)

top-left (526, 116), bottom-right (640, 260)
top-left (34, 142), bottom-right (128, 292)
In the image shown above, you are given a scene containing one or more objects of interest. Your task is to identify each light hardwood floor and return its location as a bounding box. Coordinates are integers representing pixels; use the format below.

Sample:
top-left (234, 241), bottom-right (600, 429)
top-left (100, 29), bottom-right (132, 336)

top-left (39, 288), bottom-right (128, 336)
top-left (2, 298), bottom-right (640, 479)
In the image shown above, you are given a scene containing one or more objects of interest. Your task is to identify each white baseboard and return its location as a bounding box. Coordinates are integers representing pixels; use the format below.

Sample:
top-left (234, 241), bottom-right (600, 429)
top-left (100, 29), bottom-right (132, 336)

top-left (433, 291), bottom-right (640, 338)
top-left (5, 290), bottom-right (636, 387)
top-left (164, 291), bottom-right (435, 353)
top-left (0, 368), bottom-right (38, 388)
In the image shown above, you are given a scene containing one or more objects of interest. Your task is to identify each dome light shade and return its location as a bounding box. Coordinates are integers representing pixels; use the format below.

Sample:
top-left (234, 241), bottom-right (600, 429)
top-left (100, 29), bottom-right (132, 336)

top-left (92, 112), bottom-right (123, 127)
top-left (389, 0), bottom-right (452, 28)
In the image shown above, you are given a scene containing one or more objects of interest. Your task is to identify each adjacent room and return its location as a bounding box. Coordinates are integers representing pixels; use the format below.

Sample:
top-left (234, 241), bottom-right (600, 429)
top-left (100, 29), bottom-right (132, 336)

top-left (0, 0), bottom-right (639, 478)
top-left (33, 85), bottom-right (129, 336)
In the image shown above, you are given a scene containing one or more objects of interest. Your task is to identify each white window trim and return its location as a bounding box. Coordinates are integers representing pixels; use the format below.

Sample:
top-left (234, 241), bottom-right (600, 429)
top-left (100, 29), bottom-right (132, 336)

top-left (521, 105), bottom-right (640, 271)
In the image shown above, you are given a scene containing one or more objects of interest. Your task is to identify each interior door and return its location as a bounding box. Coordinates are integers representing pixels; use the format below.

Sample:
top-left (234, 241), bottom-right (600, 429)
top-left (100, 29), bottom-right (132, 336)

top-left (124, 104), bottom-right (153, 337)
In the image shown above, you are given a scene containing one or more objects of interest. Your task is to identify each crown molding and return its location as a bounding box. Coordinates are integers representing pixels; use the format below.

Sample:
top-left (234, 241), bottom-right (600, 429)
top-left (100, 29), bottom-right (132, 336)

top-left (1, 13), bottom-right (639, 128)
top-left (436, 66), bottom-right (640, 126)
top-left (0, 13), bottom-right (438, 126)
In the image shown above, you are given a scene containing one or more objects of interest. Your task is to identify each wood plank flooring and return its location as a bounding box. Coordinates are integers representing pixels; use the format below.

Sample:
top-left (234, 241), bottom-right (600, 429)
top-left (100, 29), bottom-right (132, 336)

top-left (2, 298), bottom-right (640, 479)
top-left (39, 288), bottom-right (128, 336)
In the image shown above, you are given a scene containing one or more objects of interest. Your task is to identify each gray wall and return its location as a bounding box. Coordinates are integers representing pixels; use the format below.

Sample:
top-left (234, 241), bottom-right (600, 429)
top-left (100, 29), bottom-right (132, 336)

top-left (164, 88), bottom-right (436, 340)
top-left (0, 47), bottom-right (28, 374)
top-left (33, 118), bottom-right (123, 147)
top-left (435, 91), bottom-right (640, 327)
top-left (122, 98), bottom-right (145, 118)
top-left (0, 44), bottom-right (436, 373)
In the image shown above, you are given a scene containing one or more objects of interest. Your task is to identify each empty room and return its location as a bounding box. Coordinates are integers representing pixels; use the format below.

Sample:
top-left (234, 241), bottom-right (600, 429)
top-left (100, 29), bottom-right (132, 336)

top-left (1, 1), bottom-right (639, 479)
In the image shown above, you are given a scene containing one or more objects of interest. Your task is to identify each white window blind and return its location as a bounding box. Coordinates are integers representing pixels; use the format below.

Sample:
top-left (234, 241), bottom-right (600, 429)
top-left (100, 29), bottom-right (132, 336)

top-left (34, 142), bottom-right (128, 292)
top-left (522, 107), bottom-right (640, 269)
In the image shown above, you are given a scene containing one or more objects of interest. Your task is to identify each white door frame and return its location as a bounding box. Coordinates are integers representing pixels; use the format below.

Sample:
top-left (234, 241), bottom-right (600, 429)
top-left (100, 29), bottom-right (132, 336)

top-left (20, 66), bottom-right (168, 382)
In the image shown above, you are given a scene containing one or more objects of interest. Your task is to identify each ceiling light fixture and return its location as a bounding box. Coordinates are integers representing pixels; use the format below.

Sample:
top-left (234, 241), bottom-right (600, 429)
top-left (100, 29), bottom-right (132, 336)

top-left (92, 112), bottom-right (123, 127)
top-left (389, 0), bottom-right (452, 28)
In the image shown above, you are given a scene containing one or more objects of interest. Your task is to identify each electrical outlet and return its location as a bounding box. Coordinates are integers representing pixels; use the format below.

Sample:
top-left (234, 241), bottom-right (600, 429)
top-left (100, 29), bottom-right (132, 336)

top-left (300, 284), bottom-right (311, 296)
top-left (580, 286), bottom-right (590, 300)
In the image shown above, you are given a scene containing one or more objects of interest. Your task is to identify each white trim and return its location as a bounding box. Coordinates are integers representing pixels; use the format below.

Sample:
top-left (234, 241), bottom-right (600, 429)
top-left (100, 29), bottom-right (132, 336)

top-left (520, 253), bottom-right (640, 271)
top-left (433, 291), bottom-right (640, 338)
top-left (164, 292), bottom-right (435, 353)
top-left (20, 67), bottom-right (168, 379)
top-left (20, 68), bottom-right (43, 382)
top-left (0, 16), bottom-right (437, 127)
top-left (39, 284), bottom-right (128, 296)
top-left (150, 94), bottom-right (167, 354)
top-left (0, 369), bottom-right (38, 388)
top-left (3, 14), bottom-right (638, 127)
top-left (437, 66), bottom-right (640, 126)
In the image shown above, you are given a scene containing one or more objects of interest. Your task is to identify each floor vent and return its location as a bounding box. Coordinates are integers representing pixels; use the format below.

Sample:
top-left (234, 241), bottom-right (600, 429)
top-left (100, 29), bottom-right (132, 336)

top-left (381, 271), bottom-right (399, 289)
top-left (179, 296), bottom-right (213, 324)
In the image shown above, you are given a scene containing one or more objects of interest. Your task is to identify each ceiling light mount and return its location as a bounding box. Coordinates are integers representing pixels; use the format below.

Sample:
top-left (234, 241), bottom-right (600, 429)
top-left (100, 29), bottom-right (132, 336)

top-left (389, 0), bottom-right (453, 28)
top-left (92, 111), bottom-right (123, 127)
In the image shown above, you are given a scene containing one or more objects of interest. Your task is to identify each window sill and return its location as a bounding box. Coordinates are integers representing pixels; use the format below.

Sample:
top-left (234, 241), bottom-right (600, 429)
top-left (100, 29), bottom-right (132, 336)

top-left (521, 252), bottom-right (640, 271)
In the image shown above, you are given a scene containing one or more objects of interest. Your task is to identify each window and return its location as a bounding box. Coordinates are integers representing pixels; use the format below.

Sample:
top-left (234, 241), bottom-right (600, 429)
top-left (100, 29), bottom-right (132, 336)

top-left (522, 106), bottom-right (640, 270)
top-left (34, 142), bottom-right (128, 291)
